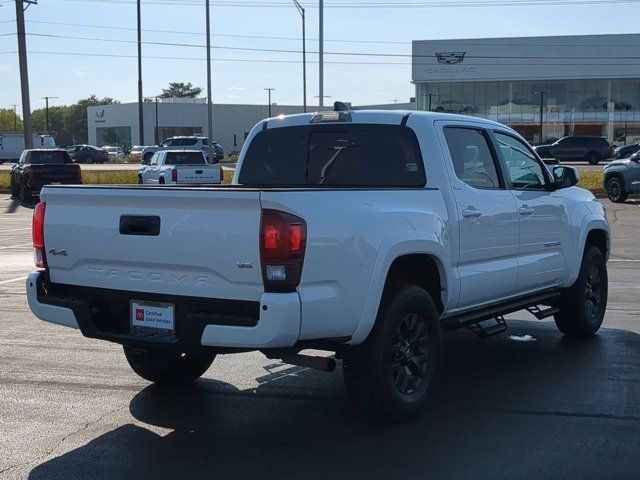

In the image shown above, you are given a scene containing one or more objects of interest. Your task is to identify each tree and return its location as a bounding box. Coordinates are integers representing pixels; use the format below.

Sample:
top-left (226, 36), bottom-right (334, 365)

top-left (159, 82), bottom-right (203, 99)
top-left (66, 95), bottom-right (119, 144)
top-left (0, 108), bottom-right (23, 132)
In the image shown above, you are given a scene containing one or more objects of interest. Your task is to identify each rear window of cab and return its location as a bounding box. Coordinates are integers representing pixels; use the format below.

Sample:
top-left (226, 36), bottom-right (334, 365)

top-left (239, 124), bottom-right (426, 187)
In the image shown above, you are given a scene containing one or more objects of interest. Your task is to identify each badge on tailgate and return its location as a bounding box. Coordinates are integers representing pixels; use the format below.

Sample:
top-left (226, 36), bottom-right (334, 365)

top-left (130, 300), bottom-right (175, 332)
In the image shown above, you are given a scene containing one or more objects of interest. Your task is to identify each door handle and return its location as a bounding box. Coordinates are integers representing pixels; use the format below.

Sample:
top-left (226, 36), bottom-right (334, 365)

top-left (519, 205), bottom-right (534, 216)
top-left (462, 207), bottom-right (482, 219)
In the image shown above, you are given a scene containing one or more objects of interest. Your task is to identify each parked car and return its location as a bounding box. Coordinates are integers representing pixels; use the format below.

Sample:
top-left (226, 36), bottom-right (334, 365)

top-left (603, 151), bottom-right (640, 202)
top-left (613, 142), bottom-right (640, 159)
top-left (139, 150), bottom-right (223, 185)
top-left (67, 145), bottom-right (109, 164)
top-left (141, 136), bottom-right (221, 164)
top-left (27, 109), bottom-right (609, 422)
top-left (533, 136), bottom-right (614, 165)
top-left (103, 145), bottom-right (124, 160)
top-left (129, 145), bottom-right (144, 161)
top-left (434, 100), bottom-right (477, 114)
top-left (0, 133), bottom-right (55, 164)
top-left (9, 149), bottom-right (81, 202)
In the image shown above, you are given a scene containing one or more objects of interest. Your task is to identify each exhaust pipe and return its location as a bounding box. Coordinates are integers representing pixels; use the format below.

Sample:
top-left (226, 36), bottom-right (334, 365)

top-left (281, 353), bottom-right (336, 372)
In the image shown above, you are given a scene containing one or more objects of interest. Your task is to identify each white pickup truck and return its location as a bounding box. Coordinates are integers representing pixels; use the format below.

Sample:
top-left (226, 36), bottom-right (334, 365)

top-left (139, 150), bottom-right (223, 185)
top-left (27, 108), bottom-right (609, 421)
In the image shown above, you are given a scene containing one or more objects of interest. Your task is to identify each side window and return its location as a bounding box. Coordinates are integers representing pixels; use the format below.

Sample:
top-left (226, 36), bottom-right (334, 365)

top-left (495, 132), bottom-right (548, 190)
top-left (150, 153), bottom-right (159, 165)
top-left (443, 127), bottom-right (501, 189)
top-left (161, 139), bottom-right (172, 148)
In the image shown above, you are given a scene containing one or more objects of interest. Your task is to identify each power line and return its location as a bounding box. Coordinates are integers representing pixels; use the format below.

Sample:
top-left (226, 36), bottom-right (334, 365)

top-left (46, 0), bottom-right (640, 7)
top-left (4, 49), bottom-right (640, 67)
top-left (22, 32), bottom-right (640, 61)
top-left (24, 19), bottom-right (409, 45)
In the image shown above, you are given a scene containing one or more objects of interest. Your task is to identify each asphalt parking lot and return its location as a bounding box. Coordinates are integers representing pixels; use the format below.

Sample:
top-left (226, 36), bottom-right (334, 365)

top-left (0, 194), bottom-right (639, 479)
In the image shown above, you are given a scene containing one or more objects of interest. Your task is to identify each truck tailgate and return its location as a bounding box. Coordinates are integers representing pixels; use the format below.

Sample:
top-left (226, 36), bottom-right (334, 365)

top-left (32, 164), bottom-right (80, 185)
top-left (176, 165), bottom-right (221, 184)
top-left (41, 186), bottom-right (264, 301)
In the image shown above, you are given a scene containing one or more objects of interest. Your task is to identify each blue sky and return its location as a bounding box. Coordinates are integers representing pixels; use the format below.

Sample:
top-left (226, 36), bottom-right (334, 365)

top-left (1, 0), bottom-right (639, 109)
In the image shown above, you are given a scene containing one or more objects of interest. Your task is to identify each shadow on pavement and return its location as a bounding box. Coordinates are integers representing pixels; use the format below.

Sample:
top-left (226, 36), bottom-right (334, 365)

top-left (28, 321), bottom-right (640, 480)
top-left (3, 194), bottom-right (36, 214)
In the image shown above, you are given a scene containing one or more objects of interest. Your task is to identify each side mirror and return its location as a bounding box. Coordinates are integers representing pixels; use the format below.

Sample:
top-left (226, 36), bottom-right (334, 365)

top-left (141, 158), bottom-right (150, 166)
top-left (553, 165), bottom-right (579, 189)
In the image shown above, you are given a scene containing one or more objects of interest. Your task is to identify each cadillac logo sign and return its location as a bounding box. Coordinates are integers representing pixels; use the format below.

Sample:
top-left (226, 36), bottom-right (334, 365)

top-left (436, 52), bottom-right (466, 64)
top-left (96, 109), bottom-right (105, 118)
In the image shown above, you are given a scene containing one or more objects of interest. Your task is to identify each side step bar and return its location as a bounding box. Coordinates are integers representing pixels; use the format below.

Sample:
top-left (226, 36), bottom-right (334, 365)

top-left (441, 291), bottom-right (561, 332)
top-left (467, 316), bottom-right (507, 338)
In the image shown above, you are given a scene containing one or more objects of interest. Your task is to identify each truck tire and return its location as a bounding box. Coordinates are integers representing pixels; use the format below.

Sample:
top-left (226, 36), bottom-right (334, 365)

top-left (10, 179), bottom-right (19, 198)
top-left (138, 175), bottom-right (143, 184)
top-left (343, 285), bottom-right (442, 421)
top-left (123, 346), bottom-right (215, 385)
top-left (20, 185), bottom-right (31, 203)
top-left (606, 176), bottom-right (627, 203)
top-left (554, 246), bottom-right (607, 337)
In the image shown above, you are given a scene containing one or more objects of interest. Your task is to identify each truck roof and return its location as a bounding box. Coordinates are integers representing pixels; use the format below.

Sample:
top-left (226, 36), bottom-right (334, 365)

top-left (263, 109), bottom-right (506, 130)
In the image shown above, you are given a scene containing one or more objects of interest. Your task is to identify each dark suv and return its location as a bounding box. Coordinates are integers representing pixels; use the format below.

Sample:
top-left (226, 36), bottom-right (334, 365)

top-left (533, 136), bottom-right (614, 165)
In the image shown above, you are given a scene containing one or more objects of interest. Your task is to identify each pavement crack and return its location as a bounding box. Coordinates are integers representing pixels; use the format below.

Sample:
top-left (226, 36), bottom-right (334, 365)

top-left (0, 405), bottom-right (122, 476)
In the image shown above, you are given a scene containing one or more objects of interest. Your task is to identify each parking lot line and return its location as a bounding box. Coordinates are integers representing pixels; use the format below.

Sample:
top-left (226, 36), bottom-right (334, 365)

top-left (0, 243), bottom-right (32, 250)
top-left (0, 276), bottom-right (27, 285)
top-left (0, 227), bottom-right (31, 233)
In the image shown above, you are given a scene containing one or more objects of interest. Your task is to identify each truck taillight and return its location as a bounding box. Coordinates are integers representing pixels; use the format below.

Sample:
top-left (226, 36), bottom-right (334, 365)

top-left (171, 169), bottom-right (177, 182)
top-left (32, 202), bottom-right (47, 268)
top-left (260, 209), bottom-right (307, 293)
top-left (219, 167), bottom-right (224, 183)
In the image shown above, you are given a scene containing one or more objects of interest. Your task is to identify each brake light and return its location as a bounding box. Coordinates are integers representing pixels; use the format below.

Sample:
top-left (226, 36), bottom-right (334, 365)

top-left (171, 168), bottom-right (177, 182)
top-left (32, 202), bottom-right (47, 268)
top-left (201, 146), bottom-right (209, 152)
top-left (260, 209), bottom-right (307, 292)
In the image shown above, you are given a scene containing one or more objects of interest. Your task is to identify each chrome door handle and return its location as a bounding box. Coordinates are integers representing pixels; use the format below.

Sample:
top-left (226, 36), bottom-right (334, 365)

top-left (462, 207), bottom-right (482, 219)
top-left (519, 205), bottom-right (534, 216)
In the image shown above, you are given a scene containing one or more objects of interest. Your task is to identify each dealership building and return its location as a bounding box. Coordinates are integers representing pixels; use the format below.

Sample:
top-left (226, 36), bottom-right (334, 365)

top-left (413, 34), bottom-right (640, 143)
top-left (87, 99), bottom-right (414, 152)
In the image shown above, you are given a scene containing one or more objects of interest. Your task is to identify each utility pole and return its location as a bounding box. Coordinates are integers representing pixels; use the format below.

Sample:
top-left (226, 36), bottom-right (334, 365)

top-left (319, 0), bottom-right (324, 108)
top-left (10, 104), bottom-right (19, 131)
top-left (42, 96), bottom-right (58, 133)
top-left (293, 0), bottom-right (306, 112)
top-left (535, 90), bottom-right (550, 144)
top-left (264, 88), bottom-right (275, 117)
top-left (15, 1), bottom-right (36, 148)
top-left (136, 0), bottom-right (144, 145)
top-left (205, 0), bottom-right (213, 146)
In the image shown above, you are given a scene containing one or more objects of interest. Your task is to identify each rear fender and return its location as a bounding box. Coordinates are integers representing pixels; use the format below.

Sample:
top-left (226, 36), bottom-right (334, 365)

top-left (349, 234), bottom-right (453, 345)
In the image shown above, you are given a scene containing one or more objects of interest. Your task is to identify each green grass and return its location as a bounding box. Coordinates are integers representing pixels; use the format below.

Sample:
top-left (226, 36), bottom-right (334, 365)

top-left (0, 171), bottom-right (10, 189)
top-left (1, 167), bottom-right (600, 193)
top-left (577, 171), bottom-right (604, 195)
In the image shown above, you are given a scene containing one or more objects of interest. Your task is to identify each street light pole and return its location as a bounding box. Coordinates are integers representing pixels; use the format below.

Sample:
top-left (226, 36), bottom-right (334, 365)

top-left (264, 88), bottom-right (275, 117)
top-left (42, 96), bottom-right (58, 133)
top-left (535, 90), bottom-right (550, 144)
top-left (136, 0), bottom-right (144, 145)
top-left (205, 0), bottom-right (213, 145)
top-left (155, 96), bottom-right (159, 144)
top-left (293, 0), bottom-right (306, 112)
top-left (319, 0), bottom-right (324, 108)
top-left (427, 93), bottom-right (438, 111)
top-left (15, 0), bottom-right (34, 148)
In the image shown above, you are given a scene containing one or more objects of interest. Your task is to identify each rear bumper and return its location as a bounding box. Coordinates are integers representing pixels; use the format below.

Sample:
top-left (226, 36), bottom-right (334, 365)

top-left (26, 271), bottom-right (300, 350)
